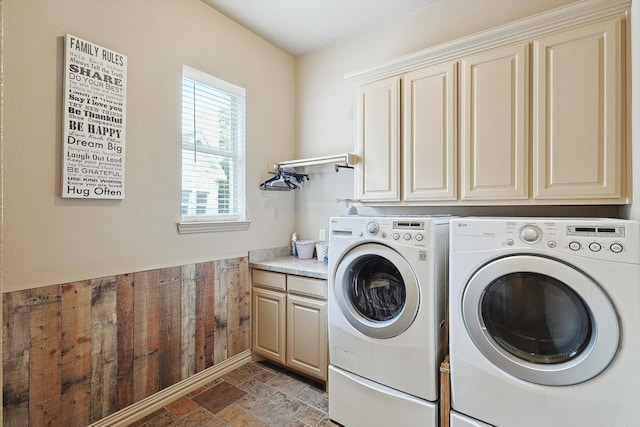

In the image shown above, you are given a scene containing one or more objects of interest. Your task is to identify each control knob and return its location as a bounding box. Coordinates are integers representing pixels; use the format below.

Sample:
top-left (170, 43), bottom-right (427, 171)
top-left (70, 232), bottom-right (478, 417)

top-left (519, 225), bottom-right (542, 244)
top-left (366, 222), bottom-right (380, 236)
top-left (610, 243), bottom-right (624, 253)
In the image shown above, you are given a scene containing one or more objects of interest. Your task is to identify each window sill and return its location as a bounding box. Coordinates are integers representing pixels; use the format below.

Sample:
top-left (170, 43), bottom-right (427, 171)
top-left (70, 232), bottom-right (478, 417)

top-left (177, 220), bottom-right (251, 234)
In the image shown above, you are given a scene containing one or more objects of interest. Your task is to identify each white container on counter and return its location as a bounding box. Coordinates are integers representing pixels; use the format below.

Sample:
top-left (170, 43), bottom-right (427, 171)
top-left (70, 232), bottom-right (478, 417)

top-left (295, 240), bottom-right (315, 259)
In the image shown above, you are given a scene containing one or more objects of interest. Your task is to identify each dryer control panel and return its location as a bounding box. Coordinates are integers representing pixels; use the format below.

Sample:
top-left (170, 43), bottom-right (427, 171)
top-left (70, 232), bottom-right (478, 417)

top-left (450, 218), bottom-right (639, 264)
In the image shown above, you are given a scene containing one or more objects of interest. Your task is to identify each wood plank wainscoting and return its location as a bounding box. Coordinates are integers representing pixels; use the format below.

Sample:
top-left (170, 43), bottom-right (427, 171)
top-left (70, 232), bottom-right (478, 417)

top-left (3, 256), bottom-right (251, 426)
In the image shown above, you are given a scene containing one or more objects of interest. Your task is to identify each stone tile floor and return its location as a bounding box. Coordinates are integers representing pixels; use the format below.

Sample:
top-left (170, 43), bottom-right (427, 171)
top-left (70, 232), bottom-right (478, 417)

top-left (129, 361), bottom-right (341, 427)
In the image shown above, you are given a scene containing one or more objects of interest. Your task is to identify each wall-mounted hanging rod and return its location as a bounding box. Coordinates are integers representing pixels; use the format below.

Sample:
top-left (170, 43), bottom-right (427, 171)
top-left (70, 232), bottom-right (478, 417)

top-left (260, 153), bottom-right (357, 192)
top-left (275, 153), bottom-right (358, 171)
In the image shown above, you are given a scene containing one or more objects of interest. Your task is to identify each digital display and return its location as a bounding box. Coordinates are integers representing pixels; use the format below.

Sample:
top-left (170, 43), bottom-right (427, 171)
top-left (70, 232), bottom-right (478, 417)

top-left (567, 226), bottom-right (625, 237)
top-left (394, 221), bottom-right (424, 229)
top-left (574, 227), bottom-right (596, 232)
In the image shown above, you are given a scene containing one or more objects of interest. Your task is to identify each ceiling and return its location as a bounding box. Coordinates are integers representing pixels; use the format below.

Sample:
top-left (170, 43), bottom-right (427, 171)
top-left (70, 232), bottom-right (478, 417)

top-left (202, 0), bottom-right (441, 56)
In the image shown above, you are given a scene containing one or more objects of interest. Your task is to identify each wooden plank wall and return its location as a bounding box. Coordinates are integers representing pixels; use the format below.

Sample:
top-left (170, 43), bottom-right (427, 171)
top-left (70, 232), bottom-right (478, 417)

top-left (2, 257), bottom-right (250, 426)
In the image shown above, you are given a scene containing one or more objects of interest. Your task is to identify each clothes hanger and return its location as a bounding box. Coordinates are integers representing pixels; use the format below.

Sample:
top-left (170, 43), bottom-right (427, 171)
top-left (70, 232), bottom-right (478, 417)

top-left (281, 169), bottom-right (309, 184)
top-left (259, 167), bottom-right (301, 191)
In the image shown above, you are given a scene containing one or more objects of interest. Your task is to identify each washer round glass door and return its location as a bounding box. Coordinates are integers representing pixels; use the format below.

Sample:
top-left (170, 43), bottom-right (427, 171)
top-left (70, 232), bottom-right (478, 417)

top-left (334, 243), bottom-right (419, 339)
top-left (463, 255), bottom-right (619, 386)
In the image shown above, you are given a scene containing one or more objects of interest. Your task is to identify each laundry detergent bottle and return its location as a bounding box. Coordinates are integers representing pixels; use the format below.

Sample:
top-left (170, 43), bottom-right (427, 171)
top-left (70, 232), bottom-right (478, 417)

top-left (291, 233), bottom-right (298, 257)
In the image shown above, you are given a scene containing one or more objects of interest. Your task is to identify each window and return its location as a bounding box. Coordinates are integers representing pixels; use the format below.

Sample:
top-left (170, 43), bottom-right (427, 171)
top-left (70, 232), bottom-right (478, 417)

top-left (179, 66), bottom-right (249, 233)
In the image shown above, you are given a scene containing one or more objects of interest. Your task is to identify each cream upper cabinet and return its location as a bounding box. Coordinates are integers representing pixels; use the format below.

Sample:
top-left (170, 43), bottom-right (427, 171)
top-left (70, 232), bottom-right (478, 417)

top-left (533, 19), bottom-right (624, 201)
top-left (460, 43), bottom-right (529, 200)
top-left (348, 1), bottom-right (629, 205)
top-left (402, 62), bottom-right (457, 201)
top-left (354, 76), bottom-right (400, 201)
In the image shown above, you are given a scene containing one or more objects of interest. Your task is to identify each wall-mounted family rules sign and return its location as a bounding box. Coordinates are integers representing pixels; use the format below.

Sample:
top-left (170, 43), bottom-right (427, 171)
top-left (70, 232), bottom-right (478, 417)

top-left (62, 34), bottom-right (127, 199)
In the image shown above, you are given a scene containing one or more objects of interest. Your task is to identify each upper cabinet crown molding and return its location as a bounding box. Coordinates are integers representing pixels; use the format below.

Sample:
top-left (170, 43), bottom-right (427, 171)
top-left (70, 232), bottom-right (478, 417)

top-left (345, 0), bottom-right (630, 86)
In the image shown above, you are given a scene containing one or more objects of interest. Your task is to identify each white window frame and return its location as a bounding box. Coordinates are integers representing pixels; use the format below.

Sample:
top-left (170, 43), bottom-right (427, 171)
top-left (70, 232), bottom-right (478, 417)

top-left (178, 65), bottom-right (250, 234)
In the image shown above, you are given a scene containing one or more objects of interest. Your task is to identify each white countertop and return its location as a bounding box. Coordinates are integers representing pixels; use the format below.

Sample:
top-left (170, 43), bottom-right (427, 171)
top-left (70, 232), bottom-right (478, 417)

top-left (250, 256), bottom-right (328, 280)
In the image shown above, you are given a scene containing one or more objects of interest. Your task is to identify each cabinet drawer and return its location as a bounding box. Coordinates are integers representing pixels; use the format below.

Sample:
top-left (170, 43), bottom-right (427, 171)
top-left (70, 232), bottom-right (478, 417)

top-left (252, 269), bottom-right (286, 291)
top-left (287, 275), bottom-right (327, 299)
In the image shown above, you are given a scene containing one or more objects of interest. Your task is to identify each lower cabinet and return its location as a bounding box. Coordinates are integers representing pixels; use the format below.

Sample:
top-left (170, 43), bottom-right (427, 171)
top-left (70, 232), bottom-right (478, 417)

top-left (252, 269), bottom-right (328, 381)
top-left (253, 287), bottom-right (287, 364)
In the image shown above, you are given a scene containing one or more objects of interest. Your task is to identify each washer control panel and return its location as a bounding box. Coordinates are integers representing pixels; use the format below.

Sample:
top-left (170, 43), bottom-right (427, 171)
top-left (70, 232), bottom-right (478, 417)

top-left (451, 218), bottom-right (639, 263)
top-left (367, 219), bottom-right (426, 242)
top-left (329, 216), bottom-right (450, 248)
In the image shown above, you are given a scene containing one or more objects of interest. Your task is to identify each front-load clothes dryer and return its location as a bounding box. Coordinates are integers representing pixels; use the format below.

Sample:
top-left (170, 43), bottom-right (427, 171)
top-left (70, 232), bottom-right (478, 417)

top-left (449, 217), bottom-right (640, 427)
top-left (328, 216), bottom-right (450, 427)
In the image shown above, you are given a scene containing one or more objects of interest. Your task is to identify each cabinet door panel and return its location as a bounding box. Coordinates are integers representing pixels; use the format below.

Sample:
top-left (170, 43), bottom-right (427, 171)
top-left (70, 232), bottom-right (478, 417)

top-left (533, 19), bottom-right (622, 200)
top-left (355, 77), bottom-right (400, 201)
top-left (403, 62), bottom-right (457, 201)
top-left (460, 43), bottom-right (528, 200)
top-left (286, 295), bottom-right (327, 381)
top-left (252, 288), bottom-right (286, 364)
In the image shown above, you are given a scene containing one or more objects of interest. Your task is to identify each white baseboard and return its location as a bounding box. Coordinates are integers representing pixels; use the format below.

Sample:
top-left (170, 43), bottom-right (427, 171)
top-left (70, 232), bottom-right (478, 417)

top-left (89, 350), bottom-right (253, 427)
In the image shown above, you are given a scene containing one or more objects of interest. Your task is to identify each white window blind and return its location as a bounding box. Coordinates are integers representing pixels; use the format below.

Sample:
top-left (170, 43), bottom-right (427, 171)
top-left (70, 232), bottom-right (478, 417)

top-left (180, 66), bottom-right (247, 229)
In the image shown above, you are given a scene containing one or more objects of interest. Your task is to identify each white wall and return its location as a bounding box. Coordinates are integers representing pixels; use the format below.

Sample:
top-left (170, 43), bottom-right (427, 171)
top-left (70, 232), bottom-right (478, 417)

top-left (2, 0), bottom-right (297, 292)
top-left (294, 0), bottom-right (623, 242)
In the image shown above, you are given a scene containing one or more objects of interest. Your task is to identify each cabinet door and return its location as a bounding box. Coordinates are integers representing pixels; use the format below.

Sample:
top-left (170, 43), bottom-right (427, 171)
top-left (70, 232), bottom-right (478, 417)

top-left (252, 287), bottom-right (286, 364)
top-left (286, 294), bottom-right (327, 381)
top-left (533, 19), bottom-right (623, 201)
top-left (354, 76), bottom-right (400, 201)
top-left (460, 43), bottom-right (528, 200)
top-left (402, 62), bottom-right (457, 201)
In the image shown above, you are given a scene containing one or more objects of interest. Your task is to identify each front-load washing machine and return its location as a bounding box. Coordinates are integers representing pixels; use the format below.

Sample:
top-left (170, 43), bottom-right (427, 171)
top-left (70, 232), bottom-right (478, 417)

top-left (328, 215), bottom-right (450, 427)
top-left (449, 217), bottom-right (640, 427)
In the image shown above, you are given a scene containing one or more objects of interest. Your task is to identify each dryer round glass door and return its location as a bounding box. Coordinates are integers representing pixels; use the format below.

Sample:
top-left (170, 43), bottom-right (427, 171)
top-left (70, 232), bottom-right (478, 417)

top-left (333, 243), bottom-right (419, 339)
top-left (462, 254), bottom-right (619, 386)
